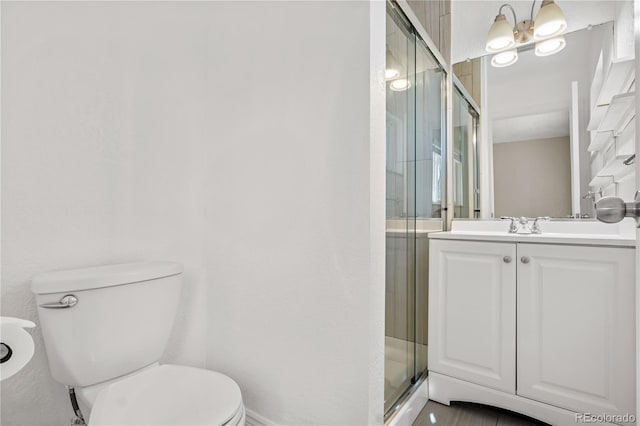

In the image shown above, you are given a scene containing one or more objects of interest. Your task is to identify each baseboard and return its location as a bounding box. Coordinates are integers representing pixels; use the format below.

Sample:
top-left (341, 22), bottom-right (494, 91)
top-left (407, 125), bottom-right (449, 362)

top-left (386, 378), bottom-right (429, 426)
top-left (245, 408), bottom-right (276, 426)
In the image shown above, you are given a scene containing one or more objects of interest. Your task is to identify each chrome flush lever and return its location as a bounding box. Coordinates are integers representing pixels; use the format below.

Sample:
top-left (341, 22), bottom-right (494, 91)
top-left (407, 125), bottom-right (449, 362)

top-left (39, 294), bottom-right (78, 309)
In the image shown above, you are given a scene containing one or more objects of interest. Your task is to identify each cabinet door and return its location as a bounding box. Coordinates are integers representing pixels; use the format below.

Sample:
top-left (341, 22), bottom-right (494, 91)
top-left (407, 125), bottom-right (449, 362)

top-left (429, 239), bottom-right (516, 393)
top-left (517, 243), bottom-right (635, 417)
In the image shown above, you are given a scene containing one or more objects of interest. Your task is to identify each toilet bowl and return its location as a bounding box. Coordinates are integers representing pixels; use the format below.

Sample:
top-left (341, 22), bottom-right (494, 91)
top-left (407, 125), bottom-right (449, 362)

top-left (83, 364), bottom-right (245, 426)
top-left (31, 261), bottom-right (244, 426)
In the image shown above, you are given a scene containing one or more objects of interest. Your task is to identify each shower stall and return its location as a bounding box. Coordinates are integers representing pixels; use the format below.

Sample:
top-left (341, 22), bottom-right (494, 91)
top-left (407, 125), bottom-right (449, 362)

top-left (384, 2), bottom-right (447, 414)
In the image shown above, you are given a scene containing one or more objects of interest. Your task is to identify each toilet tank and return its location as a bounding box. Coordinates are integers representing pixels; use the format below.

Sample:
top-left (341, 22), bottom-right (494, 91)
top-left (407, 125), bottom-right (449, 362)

top-left (31, 261), bottom-right (183, 388)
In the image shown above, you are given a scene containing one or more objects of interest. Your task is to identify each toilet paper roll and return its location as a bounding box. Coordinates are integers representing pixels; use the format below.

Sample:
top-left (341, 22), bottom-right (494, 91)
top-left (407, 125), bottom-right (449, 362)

top-left (1, 317), bottom-right (35, 381)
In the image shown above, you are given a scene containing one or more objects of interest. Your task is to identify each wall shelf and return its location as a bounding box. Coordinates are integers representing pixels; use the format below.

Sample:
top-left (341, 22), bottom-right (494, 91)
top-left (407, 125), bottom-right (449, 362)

top-left (589, 128), bottom-right (635, 187)
top-left (596, 92), bottom-right (635, 135)
top-left (587, 130), bottom-right (613, 152)
top-left (587, 104), bottom-right (607, 131)
top-left (587, 48), bottom-right (635, 198)
top-left (616, 119), bottom-right (635, 155)
top-left (589, 175), bottom-right (614, 188)
top-left (590, 151), bottom-right (604, 178)
top-left (596, 155), bottom-right (635, 180)
top-left (594, 57), bottom-right (635, 107)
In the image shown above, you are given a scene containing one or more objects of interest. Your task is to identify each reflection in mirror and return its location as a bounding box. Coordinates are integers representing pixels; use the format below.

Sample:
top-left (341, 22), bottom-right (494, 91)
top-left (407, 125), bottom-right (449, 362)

top-left (452, 0), bottom-right (635, 219)
top-left (488, 24), bottom-right (613, 219)
top-left (453, 86), bottom-right (480, 218)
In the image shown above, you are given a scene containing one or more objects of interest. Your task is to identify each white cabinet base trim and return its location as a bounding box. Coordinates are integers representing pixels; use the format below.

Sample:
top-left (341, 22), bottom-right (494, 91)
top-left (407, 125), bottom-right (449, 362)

top-left (428, 372), bottom-right (619, 426)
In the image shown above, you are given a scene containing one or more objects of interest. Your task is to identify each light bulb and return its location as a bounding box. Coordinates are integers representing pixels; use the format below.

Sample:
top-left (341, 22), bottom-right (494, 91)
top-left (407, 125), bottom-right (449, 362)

top-left (535, 35), bottom-right (566, 56)
top-left (390, 79), bottom-right (411, 91)
top-left (534, 0), bottom-right (567, 38)
top-left (385, 68), bottom-right (400, 81)
top-left (491, 49), bottom-right (518, 67)
top-left (486, 14), bottom-right (516, 52)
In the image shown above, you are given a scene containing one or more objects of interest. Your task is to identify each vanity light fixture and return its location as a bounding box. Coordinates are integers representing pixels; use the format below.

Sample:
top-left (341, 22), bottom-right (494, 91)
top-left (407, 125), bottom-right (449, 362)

top-left (386, 48), bottom-right (408, 89)
top-left (491, 49), bottom-right (519, 67)
top-left (534, 34), bottom-right (566, 56)
top-left (385, 68), bottom-right (400, 81)
top-left (486, 0), bottom-right (567, 67)
top-left (390, 78), bottom-right (411, 91)
top-left (533, 0), bottom-right (567, 38)
top-left (486, 13), bottom-right (516, 52)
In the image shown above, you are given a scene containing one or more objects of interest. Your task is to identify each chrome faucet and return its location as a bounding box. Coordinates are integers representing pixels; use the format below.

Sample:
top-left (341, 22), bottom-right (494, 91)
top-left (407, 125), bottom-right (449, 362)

top-left (501, 217), bottom-right (519, 233)
top-left (582, 190), bottom-right (602, 200)
top-left (502, 216), bottom-right (550, 234)
top-left (531, 216), bottom-right (550, 234)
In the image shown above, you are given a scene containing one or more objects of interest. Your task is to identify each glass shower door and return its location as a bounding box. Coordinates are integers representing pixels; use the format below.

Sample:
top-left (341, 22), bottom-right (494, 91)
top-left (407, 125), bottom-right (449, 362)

top-left (414, 40), bottom-right (445, 378)
top-left (384, 3), bottom-right (446, 414)
top-left (385, 5), bottom-right (416, 412)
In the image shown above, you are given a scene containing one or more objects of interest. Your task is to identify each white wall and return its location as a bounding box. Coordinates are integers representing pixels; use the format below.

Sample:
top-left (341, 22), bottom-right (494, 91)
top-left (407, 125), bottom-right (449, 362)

top-left (615, 0), bottom-right (635, 59)
top-left (201, 2), bottom-right (385, 425)
top-left (1, 2), bottom-right (385, 426)
top-left (1, 3), bottom-right (210, 425)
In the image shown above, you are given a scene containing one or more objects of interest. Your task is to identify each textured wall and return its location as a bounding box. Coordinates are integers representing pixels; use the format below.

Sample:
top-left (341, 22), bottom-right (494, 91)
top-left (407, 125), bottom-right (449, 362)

top-left (2, 3), bottom-right (211, 424)
top-left (201, 2), bottom-right (385, 425)
top-left (1, 2), bottom-right (385, 425)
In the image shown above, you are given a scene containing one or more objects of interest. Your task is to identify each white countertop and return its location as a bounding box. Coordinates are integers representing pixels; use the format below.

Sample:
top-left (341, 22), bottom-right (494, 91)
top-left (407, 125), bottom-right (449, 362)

top-left (428, 219), bottom-right (637, 247)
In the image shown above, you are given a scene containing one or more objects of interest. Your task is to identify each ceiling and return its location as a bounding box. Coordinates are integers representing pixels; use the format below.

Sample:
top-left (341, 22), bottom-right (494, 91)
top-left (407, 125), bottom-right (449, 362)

top-left (451, 0), bottom-right (618, 64)
top-left (493, 111), bottom-right (569, 143)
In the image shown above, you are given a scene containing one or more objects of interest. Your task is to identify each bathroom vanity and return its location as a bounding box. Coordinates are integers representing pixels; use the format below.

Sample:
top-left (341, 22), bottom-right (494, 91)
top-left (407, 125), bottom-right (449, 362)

top-left (428, 219), bottom-right (636, 425)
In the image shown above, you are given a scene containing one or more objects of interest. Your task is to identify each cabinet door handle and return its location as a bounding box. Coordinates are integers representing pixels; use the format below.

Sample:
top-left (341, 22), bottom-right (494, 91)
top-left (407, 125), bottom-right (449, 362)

top-left (503, 256), bottom-right (512, 263)
top-left (521, 256), bottom-right (530, 264)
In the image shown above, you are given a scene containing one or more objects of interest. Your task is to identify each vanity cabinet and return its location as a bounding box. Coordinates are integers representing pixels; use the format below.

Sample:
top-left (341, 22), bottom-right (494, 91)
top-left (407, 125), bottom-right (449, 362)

top-left (517, 243), bottom-right (635, 417)
top-left (429, 239), bottom-right (635, 423)
top-left (428, 240), bottom-right (516, 393)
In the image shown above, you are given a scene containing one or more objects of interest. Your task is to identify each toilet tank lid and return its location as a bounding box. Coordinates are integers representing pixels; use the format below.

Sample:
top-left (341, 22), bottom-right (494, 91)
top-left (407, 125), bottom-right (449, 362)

top-left (31, 261), bottom-right (183, 295)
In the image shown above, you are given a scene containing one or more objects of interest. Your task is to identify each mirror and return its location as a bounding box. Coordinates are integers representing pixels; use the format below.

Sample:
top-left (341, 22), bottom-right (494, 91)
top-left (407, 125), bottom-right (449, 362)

top-left (451, 1), bottom-right (636, 219)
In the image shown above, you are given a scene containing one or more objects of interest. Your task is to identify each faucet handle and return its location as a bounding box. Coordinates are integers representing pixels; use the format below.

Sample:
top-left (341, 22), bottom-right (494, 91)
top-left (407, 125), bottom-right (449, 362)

top-left (531, 216), bottom-right (550, 234)
top-left (501, 217), bottom-right (518, 233)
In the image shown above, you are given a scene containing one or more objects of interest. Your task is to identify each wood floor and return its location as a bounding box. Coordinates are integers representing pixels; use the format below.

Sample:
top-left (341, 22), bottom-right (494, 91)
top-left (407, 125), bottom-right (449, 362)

top-left (413, 401), bottom-right (549, 426)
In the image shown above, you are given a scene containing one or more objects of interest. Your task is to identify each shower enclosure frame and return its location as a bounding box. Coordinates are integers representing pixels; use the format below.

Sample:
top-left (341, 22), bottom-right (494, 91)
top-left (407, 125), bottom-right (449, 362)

top-left (384, 0), bottom-right (484, 420)
top-left (384, 0), bottom-right (452, 419)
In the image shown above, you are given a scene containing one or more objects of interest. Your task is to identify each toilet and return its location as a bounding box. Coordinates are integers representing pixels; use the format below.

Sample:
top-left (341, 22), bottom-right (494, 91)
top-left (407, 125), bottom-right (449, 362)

top-left (31, 261), bottom-right (245, 426)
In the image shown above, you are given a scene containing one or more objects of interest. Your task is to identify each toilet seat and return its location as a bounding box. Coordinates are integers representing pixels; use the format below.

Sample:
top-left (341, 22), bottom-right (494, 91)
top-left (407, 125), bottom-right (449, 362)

top-left (88, 364), bottom-right (244, 426)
